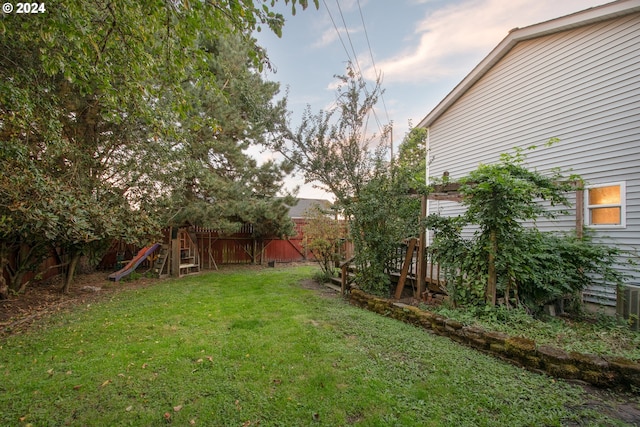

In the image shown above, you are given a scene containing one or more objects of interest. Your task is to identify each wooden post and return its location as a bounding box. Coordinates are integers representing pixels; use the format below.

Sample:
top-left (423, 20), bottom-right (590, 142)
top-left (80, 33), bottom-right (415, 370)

top-left (394, 238), bottom-right (417, 299)
top-left (575, 186), bottom-right (584, 239)
top-left (417, 195), bottom-right (427, 299)
top-left (171, 227), bottom-right (181, 277)
top-left (486, 228), bottom-right (497, 305)
top-left (252, 239), bottom-right (257, 265)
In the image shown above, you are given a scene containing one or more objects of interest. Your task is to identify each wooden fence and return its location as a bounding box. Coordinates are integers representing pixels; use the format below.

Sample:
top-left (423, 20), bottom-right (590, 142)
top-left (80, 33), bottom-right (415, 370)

top-left (4, 218), bottom-right (355, 288)
top-left (193, 219), bottom-right (313, 267)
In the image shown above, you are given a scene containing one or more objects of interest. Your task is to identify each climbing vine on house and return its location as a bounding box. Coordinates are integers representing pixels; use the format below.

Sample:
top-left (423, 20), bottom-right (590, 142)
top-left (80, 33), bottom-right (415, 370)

top-left (426, 144), bottom-right (626, 312)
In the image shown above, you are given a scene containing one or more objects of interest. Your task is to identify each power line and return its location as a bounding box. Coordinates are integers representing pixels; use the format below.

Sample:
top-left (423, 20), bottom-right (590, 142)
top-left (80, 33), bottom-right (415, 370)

top-left (334, 0), bottom-right (365, 81)
top-left (334, 0), bottom-right (385, 136)
top-left (328, 0), bottom-right (388, 139)
top-left (357, 0), bottom-right (390, 125)
top-left (321, 0), bottom-right (353, 66)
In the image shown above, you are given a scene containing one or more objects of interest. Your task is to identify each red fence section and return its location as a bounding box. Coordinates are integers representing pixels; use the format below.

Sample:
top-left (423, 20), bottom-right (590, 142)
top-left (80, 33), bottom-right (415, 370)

top-left (4, 219), bottom-right (353, 289)
top-left (194, 219), bottom-right (314, 266)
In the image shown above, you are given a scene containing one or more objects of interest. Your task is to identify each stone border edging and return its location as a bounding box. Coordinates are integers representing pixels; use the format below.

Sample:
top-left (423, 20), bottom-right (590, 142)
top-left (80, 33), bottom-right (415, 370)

top-left (349, 289), bottom-right (640, 390)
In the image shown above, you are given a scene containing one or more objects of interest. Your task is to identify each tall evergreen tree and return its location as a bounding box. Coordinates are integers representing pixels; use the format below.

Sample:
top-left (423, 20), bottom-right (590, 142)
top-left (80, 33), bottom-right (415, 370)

top-left (0, 1), bottom-right (315, 295)
top-left (166, 32), bottom-right (295, 238)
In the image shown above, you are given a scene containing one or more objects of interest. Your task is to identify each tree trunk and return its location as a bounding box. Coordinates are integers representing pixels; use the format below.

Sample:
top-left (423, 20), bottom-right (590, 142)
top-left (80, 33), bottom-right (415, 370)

top-left (15, 272), bottom-right (30, 294)
top-left (62, 253), bottom-right (81, 294)
top-left (0, 244), bottom-right (9, 299)
top-left (0, 261), bottom-right (7, 300)
top-left (486, 229), bottom-right (497, 306)
top-left (6, 242), bottom-right (47, 294)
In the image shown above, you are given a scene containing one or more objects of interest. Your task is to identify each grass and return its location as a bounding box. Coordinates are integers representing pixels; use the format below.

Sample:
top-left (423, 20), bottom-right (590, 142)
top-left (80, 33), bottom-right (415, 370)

top-left (0, 266), bottom-right (636, 426)
top-left (428, 304), bottom-right (640, 361)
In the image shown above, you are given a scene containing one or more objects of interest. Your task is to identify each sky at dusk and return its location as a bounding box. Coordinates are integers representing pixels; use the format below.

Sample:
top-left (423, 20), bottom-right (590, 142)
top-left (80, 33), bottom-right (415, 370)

top-left (253, 0), bottom-right (611, 200)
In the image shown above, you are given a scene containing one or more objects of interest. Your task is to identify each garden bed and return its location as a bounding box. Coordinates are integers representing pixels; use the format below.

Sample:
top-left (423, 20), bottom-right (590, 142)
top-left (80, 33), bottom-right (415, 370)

top-left (349, 288), bottom-right (640, 390)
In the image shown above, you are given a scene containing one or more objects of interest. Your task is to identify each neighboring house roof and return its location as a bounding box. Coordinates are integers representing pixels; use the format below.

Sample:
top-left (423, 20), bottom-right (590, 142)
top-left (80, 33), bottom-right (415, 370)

top-left (418, 0), bottom-right (640, 129)
top-left (288, 198), bottom-right (333, 219)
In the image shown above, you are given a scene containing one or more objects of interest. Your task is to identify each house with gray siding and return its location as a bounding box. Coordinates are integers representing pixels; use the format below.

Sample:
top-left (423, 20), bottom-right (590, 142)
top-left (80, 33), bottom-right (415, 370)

top-left (417, 0), bottom-right (640, 311)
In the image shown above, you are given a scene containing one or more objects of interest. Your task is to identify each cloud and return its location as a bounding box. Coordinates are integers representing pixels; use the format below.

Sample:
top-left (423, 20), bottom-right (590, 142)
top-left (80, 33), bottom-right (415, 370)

top-left (368, 0), bottom-right (606, 84)
top-left (311, 0), bottom-right (364, 50)
top-left (313, 24), bottom-right (363, 49)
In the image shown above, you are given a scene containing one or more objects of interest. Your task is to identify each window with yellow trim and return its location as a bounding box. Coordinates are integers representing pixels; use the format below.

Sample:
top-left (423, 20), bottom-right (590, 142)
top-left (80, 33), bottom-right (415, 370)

top-left (585, 182), bottom-right (626, 227)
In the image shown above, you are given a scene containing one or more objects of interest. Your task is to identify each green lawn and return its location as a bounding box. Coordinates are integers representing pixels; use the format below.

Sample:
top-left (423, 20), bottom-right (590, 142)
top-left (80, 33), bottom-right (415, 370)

top-left (0, 266), bottom-right (633, 426)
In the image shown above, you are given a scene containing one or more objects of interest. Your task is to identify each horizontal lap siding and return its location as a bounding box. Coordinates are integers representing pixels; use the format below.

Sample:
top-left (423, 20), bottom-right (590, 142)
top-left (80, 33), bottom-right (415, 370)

top-left (428, 13), bottom-right (640, 303)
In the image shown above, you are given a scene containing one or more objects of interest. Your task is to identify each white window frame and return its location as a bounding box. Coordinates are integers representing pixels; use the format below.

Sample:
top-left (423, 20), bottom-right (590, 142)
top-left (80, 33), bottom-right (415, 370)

top-left (584, 181), bottom-right (626, 229)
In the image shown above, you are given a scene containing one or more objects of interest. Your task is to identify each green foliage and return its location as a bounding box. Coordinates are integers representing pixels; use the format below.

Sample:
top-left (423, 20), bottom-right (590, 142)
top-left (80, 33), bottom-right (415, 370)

top-left (427, 145), bottom-right (625, 311)
top-left (269, 66), bottom-right (423, 295)
top-left (396, 124), bottom-right (428, 189)
top-left (430, 303), bottom-right (640, 360)
top-left (460, 143), bottom-right (574, 227)
top-left (303, 205), bottom-right (344, 277)
top-left (1, 1), bottom-right (314, 291)
top-left (273, 65), bottom-right (383, 203)
top-left (348, 161), bottom-right (421, 295)
top-left (507, 229), bottom-right (625, 309)
top-left (163, 32), bottom-right (297, 237)
top-left (312, 267), bottom-right (336, 284)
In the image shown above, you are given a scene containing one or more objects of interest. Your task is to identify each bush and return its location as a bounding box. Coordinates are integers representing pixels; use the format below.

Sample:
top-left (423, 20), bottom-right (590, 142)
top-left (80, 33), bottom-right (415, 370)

top-left (348, 163), bottom-right (421, 296)
top-left (303, 205), bottom-right (345, 278)
top-left (312, 268), bottom-right (336, 284)
top-left (427, 145), bottom-right (626, 312)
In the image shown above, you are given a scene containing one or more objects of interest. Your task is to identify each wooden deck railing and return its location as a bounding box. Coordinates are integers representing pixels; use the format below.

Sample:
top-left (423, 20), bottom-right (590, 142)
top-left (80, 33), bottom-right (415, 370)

top-left (338, 242), bottom-right (446, 299)
top-left (387, 241), bottom-right (445, 299)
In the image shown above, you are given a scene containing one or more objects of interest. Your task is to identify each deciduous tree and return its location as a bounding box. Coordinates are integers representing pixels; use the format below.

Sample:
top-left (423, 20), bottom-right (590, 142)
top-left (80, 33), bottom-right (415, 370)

top-left (0, 0), bottom-right (316, 293)
top-left (303, 204), bottom-right (344, 278)
top-left (269, 66), bottom-right (421, 295)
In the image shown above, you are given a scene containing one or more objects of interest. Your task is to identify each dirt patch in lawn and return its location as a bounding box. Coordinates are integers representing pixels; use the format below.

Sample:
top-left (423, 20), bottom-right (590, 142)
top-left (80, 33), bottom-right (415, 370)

top-left (565, 384), bottom-right (640, 426)
top-left (0, 271), bottom-right (161, 336)
top-left (0, 262), bottom-right (321, 336)
top-left (299, 277), bottom-right (342, 299)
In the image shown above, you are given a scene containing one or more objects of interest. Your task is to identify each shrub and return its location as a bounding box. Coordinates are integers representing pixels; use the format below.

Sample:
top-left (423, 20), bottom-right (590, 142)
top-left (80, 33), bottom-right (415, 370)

top-left (427, 145), bottom-right (626, 312)
top-left (303, 205), bottom-right (344, 278)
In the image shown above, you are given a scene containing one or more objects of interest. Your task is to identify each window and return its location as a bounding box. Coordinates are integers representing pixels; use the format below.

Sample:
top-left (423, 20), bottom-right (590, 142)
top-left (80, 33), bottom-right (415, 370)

top-left (585, 182), bottom-right (626, 227)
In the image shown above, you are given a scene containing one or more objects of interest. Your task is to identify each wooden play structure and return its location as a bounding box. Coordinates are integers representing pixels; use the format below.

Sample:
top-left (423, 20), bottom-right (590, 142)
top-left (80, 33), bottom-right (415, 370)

top-left (103, 227), bottom-right (202, 281)
top-left (150, 227), bottom-right (203, 278)
top-left (166, 227), bottom-right (201, 278)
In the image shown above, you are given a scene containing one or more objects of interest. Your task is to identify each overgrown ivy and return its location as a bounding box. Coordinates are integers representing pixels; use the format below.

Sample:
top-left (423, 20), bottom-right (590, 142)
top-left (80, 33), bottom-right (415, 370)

top-left (426, 144), bottom-right (627, 313)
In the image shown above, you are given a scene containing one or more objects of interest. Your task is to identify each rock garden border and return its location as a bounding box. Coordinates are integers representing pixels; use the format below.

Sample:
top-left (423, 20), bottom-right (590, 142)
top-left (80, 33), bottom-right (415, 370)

top-left (349, 289), bottom-right (640, 390)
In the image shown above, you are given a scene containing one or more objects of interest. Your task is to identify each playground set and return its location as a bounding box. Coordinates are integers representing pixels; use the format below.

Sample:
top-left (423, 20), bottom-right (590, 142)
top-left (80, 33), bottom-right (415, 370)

top-left (108, 227), bottom-right (201, 281)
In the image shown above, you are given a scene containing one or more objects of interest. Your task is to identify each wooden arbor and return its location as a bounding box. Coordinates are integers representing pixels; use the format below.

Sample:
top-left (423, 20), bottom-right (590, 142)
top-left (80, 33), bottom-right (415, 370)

top-left (403, 180), bottom-right (585, 304)
top-left (393, 184), bottom-right (461, 300)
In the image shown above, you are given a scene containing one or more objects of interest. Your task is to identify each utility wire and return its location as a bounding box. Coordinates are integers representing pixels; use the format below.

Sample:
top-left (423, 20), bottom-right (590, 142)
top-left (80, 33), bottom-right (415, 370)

top-left (334, 0), bottom-right (385, 134)
top-left (321, 0), bottom-right (354, 67)
top-left (335, 0), bottom-right (365, 81)
top-left (322, 0), bottom-right (386, 139)
top-left (357, 0), bottom-right (390, 125)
